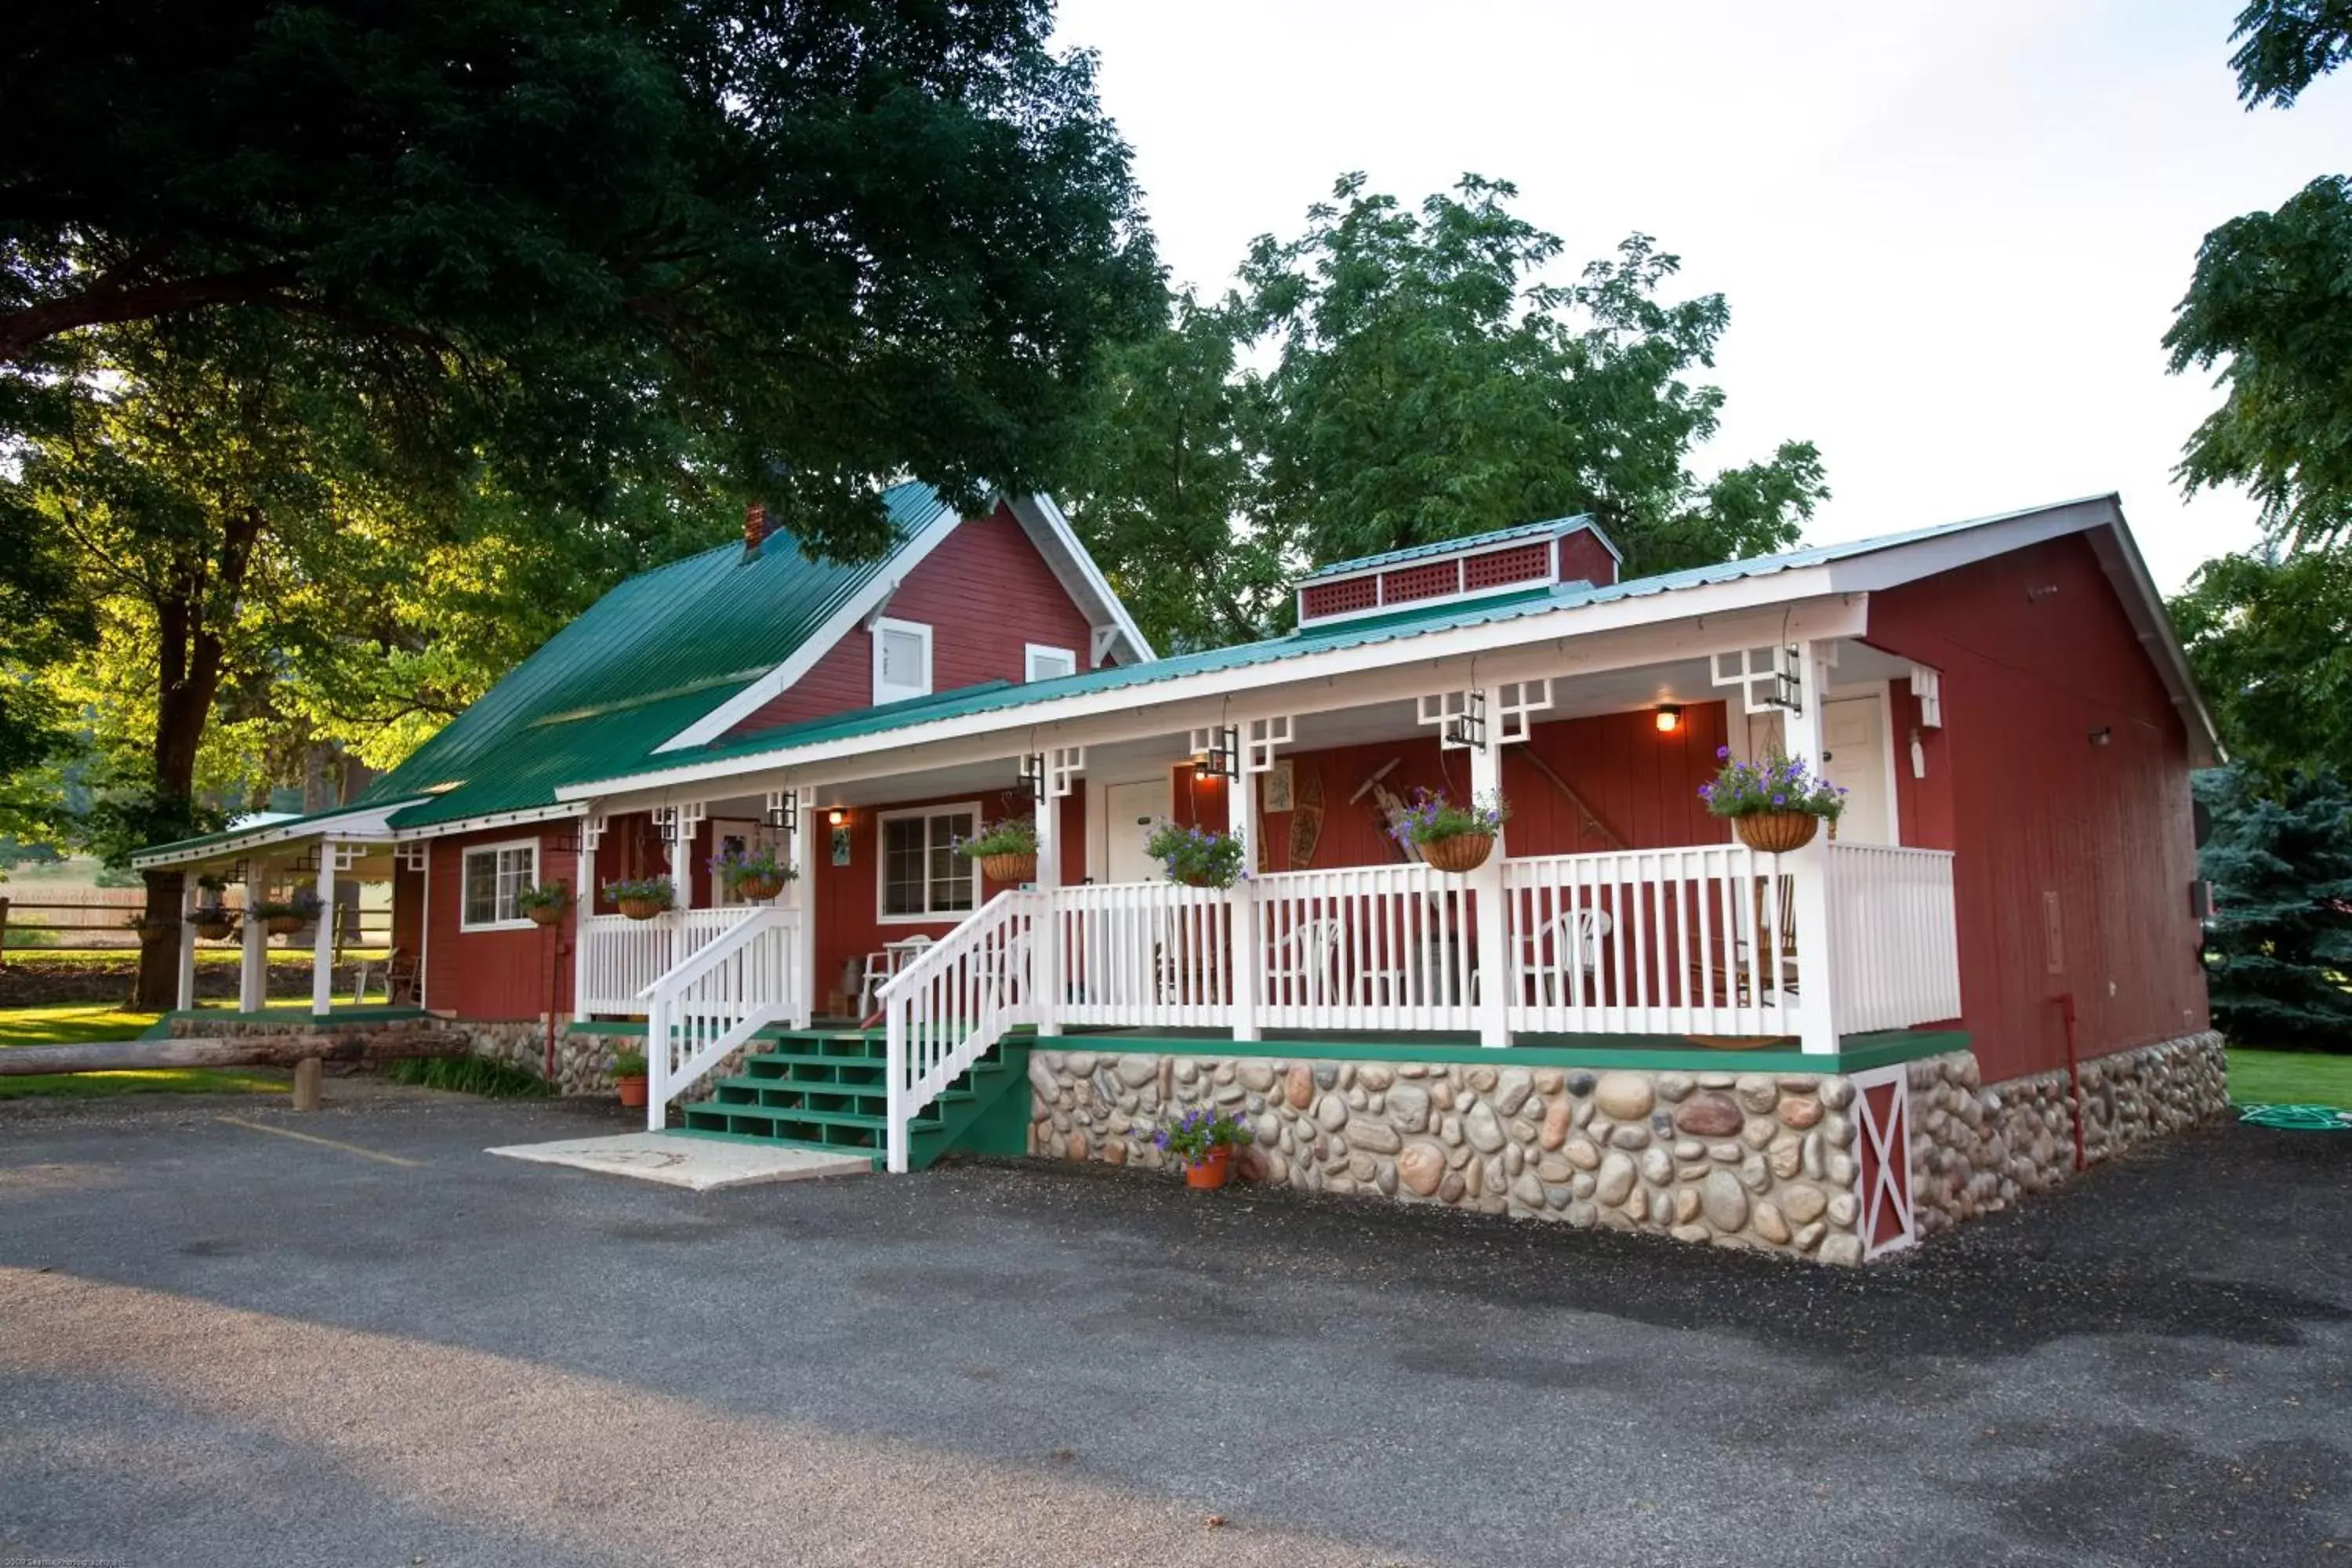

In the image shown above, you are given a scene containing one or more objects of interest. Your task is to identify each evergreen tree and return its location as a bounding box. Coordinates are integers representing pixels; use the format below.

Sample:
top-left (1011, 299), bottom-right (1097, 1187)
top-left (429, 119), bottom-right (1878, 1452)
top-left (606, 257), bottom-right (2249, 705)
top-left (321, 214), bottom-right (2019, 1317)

top-left (2197, 768), bottom-right (2352, 1050)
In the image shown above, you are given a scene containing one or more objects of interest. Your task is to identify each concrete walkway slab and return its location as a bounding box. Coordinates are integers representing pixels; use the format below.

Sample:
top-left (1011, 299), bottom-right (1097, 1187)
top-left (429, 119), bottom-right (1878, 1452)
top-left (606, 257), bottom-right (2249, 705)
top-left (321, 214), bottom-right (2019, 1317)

top-left (485, 1131), bottom-right (869, 1191)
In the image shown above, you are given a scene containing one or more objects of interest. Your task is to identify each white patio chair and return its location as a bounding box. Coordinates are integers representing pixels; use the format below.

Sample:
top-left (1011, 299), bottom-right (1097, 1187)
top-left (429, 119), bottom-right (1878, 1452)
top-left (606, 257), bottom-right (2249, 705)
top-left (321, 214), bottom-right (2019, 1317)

top-left (1263, 918), bottom-right (1344, 1011)
top-left (1518, 909), bottom-right (1613, 1007)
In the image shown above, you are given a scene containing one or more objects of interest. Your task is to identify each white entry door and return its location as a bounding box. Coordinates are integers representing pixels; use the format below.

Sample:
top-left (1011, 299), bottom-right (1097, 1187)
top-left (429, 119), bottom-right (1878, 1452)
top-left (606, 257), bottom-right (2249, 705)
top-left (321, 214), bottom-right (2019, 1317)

top-left (1821, 695), bottom-right (1893, 844)
top-left (1102, 779), bottom-right (1168, 884)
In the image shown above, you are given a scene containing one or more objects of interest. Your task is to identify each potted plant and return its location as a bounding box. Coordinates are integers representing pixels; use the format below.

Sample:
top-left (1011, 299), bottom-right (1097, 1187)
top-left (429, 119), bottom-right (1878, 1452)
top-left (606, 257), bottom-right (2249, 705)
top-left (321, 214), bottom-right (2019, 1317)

top-left (1144, 822), bottom-right (1247, 888)
top-left (254, 890), bottom-right (321, 937)
top-left (516, 881), bottom-right (572, 927)
top-left (1388, 787), bottom-right (1510, 873)
top-left (955, 817), bottom-right (1039, 884)
top-left (710, 844), bottom-right (796, 902)
top-left (128, 913), bottom-right (180, 946)
top-left (612, 1046), bottom-right (649, 1109)
top-left (1154, 1106), bottom-right (1250, 1189)
top-left (191, 874), bottom-right (237, 940)
top-left (604, 877), bottom-right (675, 921)
top-left (1700, 747), bottom-right (1846, 852)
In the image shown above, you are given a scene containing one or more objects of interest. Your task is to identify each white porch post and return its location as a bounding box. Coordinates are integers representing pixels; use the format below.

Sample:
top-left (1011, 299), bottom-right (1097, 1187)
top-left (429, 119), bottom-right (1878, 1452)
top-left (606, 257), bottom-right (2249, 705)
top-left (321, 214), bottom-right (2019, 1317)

top-left (174, 875), bottom-right (198, 1013)
top-left (572, 818), bottom-right (600, 1023)
top-left (669, 804), bottom-right (700, 911)
top-left (311, 844), bottom-right (337, 1017)
top-left (1468, 685), bottom-right (1512, 1047)
top-left (238, 863), bottom-right (268, 1013)
top-left (786, 787), bottom-right (815, 1026)
top-left (1033, 769), bottom-right (1062, 1037)
top-left (1230, 724), bottom-right (1277, 1044)
top-left (1781, 643), bottom-right (1844, 1055)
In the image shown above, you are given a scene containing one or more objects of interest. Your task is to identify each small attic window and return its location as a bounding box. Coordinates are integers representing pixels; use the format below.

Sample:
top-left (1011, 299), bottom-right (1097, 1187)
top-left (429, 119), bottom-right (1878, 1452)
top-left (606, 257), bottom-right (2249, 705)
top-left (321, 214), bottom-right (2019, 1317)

top-left (1025, 644), bottom-right (1076, 682)
top-left (871, 617), bottom-right (933, 704)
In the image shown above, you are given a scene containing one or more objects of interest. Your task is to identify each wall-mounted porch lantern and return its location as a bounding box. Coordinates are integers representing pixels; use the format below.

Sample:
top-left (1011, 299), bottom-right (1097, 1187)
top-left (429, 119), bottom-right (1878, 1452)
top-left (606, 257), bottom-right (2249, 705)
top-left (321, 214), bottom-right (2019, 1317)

top-left (764, 791), bottom-right (797, 833)
top-left (1016, 753), bottom-right (1047, 801)
top-left (1653, 704), bottom-right (1682, 734)
top-left (1189, 726), bottom-right (1240, 780)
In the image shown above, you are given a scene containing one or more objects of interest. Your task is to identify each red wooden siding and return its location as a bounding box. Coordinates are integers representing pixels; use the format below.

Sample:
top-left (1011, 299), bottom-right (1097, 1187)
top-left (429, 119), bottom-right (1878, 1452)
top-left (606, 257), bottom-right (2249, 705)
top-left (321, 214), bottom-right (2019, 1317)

top-left (1193, 702), bottom-right (1734, 873)
top-left (727, 503), bottom-right (1098, 739)
top-left (423, 825), bottom-right (576, 1020)
top-left (1559, 528), bottom-right (1617, 588)
top-left (1298, 575), bottom-right (1378, 620)
top-left (390, 862), bottom-right (424, 960)
top-left (1865, 533), bottom-right (2207, 1081)
top-left (808, 789), bottom-right (1085, 1013)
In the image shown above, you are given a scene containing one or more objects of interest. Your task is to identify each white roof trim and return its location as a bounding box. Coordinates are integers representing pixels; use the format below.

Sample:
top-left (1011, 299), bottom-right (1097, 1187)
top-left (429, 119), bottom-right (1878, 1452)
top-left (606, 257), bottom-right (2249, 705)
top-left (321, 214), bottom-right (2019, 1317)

top-left (560, 494), bottom-right (2215, 800)
top-left (653, 495), bottom-right (961, 753)
top-left (1006, 492), bottom-right (1156, 665)
top-left (387, 802), bottom-right (589, 840)
top-left (130, 800), bottom-right (417, 869)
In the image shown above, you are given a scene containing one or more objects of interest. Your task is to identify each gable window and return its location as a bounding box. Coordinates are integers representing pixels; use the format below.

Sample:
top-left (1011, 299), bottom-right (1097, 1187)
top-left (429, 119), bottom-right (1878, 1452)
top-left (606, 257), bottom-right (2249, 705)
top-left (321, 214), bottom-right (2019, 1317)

top-left (1024, 643), bottom-right (1077, 682)
top-left (871, 617), bottom-right (933, 705)
top-left (461, 840), bottom-right (538, 930)
top-left (878, 804), bottom-right (976, 920)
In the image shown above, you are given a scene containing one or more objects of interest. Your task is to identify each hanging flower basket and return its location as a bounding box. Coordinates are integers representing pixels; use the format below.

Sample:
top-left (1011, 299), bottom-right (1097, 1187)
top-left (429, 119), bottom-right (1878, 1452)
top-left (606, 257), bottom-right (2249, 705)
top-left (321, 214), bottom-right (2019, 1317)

top-left (1418, 831), bottom-right (1494, 874)
top-left (265, 914), bottom-right (303, 936)
top-left (979, 851), bottom-right (1036, 885)
top-left (193, 915), bottom-right (236, 942)
top-left (134, 919), bottom-right (180, 947)
top-left (733, 872), bottom-right (787, 901)
top-left (617, 896), bottom-right (668, 922)
top-left (1734, 811), bottom-right (1820, 854)
top-left (525, 903), bottom-right (564, 927)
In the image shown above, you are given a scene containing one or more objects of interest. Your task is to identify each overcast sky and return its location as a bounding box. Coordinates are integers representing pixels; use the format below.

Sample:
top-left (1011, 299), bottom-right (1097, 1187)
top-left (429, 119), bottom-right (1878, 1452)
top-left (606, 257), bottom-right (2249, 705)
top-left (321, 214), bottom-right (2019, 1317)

top-left (1051, 0), bottom-right (2352, 591)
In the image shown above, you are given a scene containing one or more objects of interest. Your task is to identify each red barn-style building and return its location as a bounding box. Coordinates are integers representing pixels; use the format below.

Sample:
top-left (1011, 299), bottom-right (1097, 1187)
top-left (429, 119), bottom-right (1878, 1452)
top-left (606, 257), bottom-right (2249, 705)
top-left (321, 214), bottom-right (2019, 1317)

top-left (138, 490), bottom-right (2224, 1261)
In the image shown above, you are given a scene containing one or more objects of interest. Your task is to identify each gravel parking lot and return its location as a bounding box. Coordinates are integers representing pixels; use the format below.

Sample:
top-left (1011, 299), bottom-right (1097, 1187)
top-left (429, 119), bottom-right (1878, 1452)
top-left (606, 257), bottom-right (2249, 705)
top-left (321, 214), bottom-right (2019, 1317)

top-left (0, 1087), bottom-right (2345, 1567)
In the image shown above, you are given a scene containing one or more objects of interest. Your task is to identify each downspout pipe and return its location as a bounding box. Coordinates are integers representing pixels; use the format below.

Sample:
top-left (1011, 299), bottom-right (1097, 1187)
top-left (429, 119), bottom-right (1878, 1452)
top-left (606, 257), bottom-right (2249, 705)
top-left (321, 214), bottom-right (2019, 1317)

top-left (2054, 992), bottom-right (2086, 1174)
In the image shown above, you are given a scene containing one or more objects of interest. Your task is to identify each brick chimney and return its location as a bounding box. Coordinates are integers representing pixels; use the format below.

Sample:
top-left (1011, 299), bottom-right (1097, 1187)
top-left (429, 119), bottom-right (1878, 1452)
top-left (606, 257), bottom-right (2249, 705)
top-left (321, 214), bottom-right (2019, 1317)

top-left (742, 501), bottom-right (768, 561)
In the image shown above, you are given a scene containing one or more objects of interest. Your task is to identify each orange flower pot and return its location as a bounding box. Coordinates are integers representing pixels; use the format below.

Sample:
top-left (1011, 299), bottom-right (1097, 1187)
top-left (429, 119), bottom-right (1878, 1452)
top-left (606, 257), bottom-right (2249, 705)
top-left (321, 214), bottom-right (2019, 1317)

top-left (617, 896), bottom-right (670, 922)
top-left (615, 1075), bottom-right (649, 1109)
top-left (1734, 811), bottom-right (1820, 854)
top-left (1184, 1145), bottom-right (1232, 1190)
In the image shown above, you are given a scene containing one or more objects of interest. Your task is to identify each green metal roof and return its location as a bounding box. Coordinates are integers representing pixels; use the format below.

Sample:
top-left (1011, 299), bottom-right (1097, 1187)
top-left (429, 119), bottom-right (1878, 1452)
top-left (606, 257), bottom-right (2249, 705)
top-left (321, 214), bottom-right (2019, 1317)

top-left (1298, 515), bottom-right (1599, 580)
top-left (369, 481), bottom-right (948, 828)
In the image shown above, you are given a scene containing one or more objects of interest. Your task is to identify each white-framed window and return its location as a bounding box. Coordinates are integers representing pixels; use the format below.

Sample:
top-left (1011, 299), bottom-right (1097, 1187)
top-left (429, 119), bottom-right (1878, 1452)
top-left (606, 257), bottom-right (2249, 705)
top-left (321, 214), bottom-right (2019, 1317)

top-left (871, 617), bottom-right (933, 705)
top-left (459, 839), bottom-right (538, 931)
top-left (877, 804), bottom-right (977, 921)
top-left (1024, 643), bottom-right (1077, 682)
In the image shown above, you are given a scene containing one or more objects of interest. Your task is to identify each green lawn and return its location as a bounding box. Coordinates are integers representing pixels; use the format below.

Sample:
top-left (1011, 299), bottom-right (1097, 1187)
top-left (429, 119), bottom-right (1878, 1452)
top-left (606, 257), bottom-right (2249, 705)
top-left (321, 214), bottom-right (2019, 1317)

top-left (0, 1003), bottom-right (289, 1100)
top-left (2227, 1047), bottom-right (2352, 1109)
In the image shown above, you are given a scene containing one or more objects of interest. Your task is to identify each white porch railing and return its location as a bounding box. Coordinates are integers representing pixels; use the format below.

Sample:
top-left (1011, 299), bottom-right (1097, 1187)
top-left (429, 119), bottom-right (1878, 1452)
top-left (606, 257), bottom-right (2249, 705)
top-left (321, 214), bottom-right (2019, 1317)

top-left (641, 905), bottom-right (804, 1128)
top-left (1254, 863), bottom-right (1476, 1032)
top-left (880, 889), bottom-right (1042, 1172)
top-left (581, 907), bottom-right (745, 1014)
top-left (1824, 843), bottom-right (1961, 1034)
top-left (1049, 880), bottom-right (1232, 1028)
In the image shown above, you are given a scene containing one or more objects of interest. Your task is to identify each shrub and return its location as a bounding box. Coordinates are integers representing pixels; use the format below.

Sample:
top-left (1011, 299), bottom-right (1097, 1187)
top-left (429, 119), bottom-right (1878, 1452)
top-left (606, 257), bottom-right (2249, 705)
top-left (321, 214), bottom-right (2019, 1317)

top-left (382, 1055), bottom-right (554, 1098)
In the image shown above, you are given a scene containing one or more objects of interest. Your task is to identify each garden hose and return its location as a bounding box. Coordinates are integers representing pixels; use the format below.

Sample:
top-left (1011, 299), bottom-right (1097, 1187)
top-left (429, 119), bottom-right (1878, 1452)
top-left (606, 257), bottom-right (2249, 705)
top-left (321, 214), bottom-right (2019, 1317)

top-left (2236, 1103), bottom-right (2352, 1132)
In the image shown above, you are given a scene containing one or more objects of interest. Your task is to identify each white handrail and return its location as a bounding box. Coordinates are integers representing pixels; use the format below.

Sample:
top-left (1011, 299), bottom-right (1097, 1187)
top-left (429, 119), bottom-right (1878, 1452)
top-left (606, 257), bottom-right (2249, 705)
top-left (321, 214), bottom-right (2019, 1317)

top-left (641, 905), bottom-right (804, 1129)
top-left (879, 889), bottom-right (1041, 1172)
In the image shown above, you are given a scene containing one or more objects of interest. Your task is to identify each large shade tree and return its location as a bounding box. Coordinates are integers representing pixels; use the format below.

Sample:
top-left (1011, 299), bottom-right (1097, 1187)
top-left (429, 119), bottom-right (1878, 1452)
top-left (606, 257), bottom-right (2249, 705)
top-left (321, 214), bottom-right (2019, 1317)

top-left (1062, 176), bottom-right (1828, 652)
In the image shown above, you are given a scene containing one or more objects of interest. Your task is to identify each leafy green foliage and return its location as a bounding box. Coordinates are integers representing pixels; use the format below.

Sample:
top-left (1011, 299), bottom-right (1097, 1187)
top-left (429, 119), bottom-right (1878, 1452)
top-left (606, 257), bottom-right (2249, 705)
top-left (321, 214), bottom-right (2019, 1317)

top-left (953, 818), bottom-right (1040, 858)
top-left (382, 1054), bottom-right (555, 1099)
top-left (612, 1047), bottom-right (650, 1080)
top-left (2196, 768), bottom-right (2352, 1051)
top-left (1387, 787), bottom-right (1508, 847)
top-left (1063, 176), bottom-right (1828, 650)
top-left (2169, 546), bottom-right (2352, 784)
top-left (1152, 1105), bottom-right (1248, 1165)
top-left (1700, 749), bottom-right (1846, 820)
top-left (1143, 822), bottom-right (1246, 888)
top-left (602, 877), bottom-right (676, 908)
top-left (2229, 0), bottom-right (2352, 107)
top-left (514, 883), bottom-right (572, 916)
top-left (2165, 176), bottom-right (2352, 550)
top-left (2, 0), bottom-right (1158, 557)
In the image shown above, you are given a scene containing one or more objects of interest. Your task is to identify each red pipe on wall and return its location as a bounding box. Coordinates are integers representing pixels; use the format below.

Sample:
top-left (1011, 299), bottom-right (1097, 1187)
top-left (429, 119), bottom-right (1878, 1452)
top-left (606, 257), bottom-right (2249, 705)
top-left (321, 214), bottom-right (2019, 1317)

top-left (2053, 992), bottom-right (2086, 1173)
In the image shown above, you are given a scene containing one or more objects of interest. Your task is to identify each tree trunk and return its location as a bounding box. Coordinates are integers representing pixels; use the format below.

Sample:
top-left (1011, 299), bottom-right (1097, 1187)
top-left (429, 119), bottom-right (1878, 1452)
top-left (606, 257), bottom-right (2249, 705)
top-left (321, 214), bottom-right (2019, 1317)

top-left (132, 504), bottom-right (259, 1009)
top-left (0, 1027), bottom-right (469, 1076)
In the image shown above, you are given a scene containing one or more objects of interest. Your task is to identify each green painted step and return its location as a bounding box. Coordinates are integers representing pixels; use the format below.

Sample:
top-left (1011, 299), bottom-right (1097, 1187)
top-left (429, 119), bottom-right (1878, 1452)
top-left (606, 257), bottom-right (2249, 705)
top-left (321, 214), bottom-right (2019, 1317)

top-left (670, 1033), bottom-right (1030, 1171)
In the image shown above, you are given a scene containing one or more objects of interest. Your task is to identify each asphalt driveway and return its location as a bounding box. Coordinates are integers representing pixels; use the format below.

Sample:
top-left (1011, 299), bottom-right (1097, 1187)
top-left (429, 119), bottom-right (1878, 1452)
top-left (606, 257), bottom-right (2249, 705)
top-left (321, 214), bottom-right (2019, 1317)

top-left (0, 1086), bottom-right (2345, 1567)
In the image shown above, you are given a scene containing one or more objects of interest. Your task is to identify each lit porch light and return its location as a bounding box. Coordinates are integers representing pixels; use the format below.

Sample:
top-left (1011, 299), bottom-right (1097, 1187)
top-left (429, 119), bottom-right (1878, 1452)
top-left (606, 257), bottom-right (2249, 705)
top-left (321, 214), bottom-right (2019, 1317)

top-left (1654, 704), bottom-right (1682, 734)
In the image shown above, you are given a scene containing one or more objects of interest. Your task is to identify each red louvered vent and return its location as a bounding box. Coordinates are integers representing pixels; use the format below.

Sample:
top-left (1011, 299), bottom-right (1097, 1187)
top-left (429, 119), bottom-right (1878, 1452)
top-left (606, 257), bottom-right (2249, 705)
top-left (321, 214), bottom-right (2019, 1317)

top-left (1461, 542), bottom-right (1551, 590)
top-left (1381, 561), bottom-right (1460, 604)
top-left (1300, 576), bottom-right (1378, 619)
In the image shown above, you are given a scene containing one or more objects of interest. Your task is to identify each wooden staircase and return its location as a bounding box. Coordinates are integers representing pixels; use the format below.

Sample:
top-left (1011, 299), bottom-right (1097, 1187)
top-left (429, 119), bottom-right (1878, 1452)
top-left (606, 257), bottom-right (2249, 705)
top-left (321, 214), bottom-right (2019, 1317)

top-left (670, 1025), bottom-right (1030, 1171)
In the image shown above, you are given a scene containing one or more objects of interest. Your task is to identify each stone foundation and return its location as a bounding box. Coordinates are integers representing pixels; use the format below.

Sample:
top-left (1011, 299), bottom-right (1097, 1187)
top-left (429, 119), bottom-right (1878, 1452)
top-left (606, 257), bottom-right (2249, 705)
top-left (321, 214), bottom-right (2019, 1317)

top-left (1026, 1029), bottom-right (2230, 1265)
top-left (1907, 1029), bottom-right (2227, 1238)
top-left (1027, 1050), bottom-right (1876, 1263)
top-left (165, 1011), bottom-right (637, 1097)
